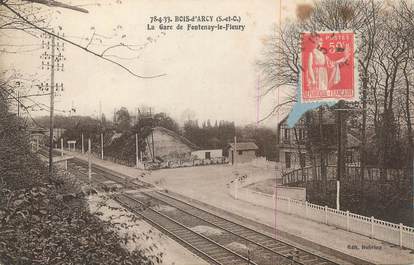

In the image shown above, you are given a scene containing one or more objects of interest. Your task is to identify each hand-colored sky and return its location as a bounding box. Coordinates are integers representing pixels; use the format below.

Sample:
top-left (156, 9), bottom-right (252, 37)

top-left (1, 0), bottom-right (308, 127)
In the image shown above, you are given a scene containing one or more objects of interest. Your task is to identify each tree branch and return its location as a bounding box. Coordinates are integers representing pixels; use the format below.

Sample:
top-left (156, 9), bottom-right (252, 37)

top-left (22, 0), bottom-right (89, 13)
top-left (2, 2), bottom-right (166, 79)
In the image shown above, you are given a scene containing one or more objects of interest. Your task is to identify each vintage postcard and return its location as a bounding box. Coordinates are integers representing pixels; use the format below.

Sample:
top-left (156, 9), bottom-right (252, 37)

top-left (0, 1), bottom-right (413, 265)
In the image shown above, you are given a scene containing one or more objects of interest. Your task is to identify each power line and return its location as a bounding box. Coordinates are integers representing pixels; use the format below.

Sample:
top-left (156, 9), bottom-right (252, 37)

top-left (2, 2), bottom-right (166, 79)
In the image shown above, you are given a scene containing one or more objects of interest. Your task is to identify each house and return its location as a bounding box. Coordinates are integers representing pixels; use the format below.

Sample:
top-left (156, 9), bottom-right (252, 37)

top-left (145, 126), bottom-right (198, 161)
top-left (277, 117), bottom-right (307, 169)
top-left (226, 142), bottom-right (258, 164)
top-left (28, 127), bottom-right (48, 151)
top-left (191, 149), bottom-right (223, 160)
top-left (276, 111), bottom-right (361, 170)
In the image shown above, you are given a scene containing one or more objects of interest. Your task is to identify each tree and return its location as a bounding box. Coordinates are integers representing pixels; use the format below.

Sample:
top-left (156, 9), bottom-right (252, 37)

top-left (257, 0), bottom-right (414, 169)
top-left (115, 107), bottom-right (131, 132)
top-left (0, 0), bottom-right (165, 79)
top-left (153, 112), bottom-right (180, 133)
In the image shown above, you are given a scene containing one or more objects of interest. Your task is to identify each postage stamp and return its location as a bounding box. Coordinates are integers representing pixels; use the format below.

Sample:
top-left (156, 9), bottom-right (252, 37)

top-left (300, 31), bottom-right (357, 103)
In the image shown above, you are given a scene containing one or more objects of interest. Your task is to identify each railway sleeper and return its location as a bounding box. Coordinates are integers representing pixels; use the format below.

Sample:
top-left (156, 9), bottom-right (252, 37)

top-left (255, 239), bottom-right (279, 246)
top-left (300, 257), bottom-right (320, 264)
top-left (199, 246), bottom-right (228, 255)
top-left (208, 251), bottom-right (234, 259)
top-left (216, 256), bottom-right (247, 265)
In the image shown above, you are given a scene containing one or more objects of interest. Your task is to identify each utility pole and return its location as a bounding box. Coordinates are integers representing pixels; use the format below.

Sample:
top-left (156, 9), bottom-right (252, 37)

top-left (136, 133), bottom-right (139, 168)
top-left (99, 100), bottom-right (102, 122)
top-left (17, 91), bottom-right (20, 117)
top-left (150, 107), bottom-right (155, 162)
top-left (40, 30), bottom-right (65, 178)
top-left (60, 138), bottom-right (64, 157)
top-left (100, 133), bottom-right (104, 159)
top-left (88, 138), bottom-right (92, 185)
top-left (81, 133), bottom-right (84, 154)
top-left (336, 101), bottom-right (347, 210)
top-left (233, 136), bottom-right (237, 165)
top-left (48, 33), bottom-right (56, 178)
top-left (319, 107), bottom-right (327, 194)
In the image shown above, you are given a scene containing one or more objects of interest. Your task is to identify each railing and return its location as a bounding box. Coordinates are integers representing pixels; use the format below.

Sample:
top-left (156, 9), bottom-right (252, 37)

top-left (67, 148), bottom-right (229, 170)
top-left (229, 186), bottom-right (414, 250)
top-left (282, 165), bottom-right (409, 185)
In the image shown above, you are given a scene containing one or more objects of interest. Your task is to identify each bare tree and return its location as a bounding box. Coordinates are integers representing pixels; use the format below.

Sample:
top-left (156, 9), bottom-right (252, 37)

top-left (0, 0), bottom-right (165, 79)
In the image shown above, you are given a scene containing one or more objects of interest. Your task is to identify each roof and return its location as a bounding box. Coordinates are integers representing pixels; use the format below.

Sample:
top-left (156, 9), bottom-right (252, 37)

top-left (227, 142), bottom-right (258, 151)
top-left (151, 126), bottom-right (199, 150)
top-left (28, 127), bottom-right (48, 133)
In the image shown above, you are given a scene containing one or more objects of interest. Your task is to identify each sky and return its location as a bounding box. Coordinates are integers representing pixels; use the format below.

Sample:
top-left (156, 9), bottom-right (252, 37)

top-left (1, 0), bottom-right (308, 127)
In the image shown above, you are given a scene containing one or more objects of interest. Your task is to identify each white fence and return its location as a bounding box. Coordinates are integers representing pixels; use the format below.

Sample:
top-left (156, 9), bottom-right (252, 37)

top-left (230, 186), bottom-right (414, 250)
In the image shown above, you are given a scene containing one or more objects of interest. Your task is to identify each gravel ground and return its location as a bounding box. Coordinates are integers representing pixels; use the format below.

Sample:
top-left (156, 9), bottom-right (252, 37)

top-left (88, 194), bottom-right (209, 265)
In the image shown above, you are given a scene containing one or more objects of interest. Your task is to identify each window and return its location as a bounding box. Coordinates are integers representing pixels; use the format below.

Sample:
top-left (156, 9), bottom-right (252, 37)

top-left (205, 152), bottom-right (211, 159)
top-left (299, 153), bottom-right (306, 168)
top-left (285, 152), bottom-right (291, 168)
top-left (346, 151), bottom-right (353, 163)
top-left (299, 128), bottom-right (304, 140)
top-left (238, 150), bottom-right (243, 155)
top-left (283, 129), bottom-right (290, 143)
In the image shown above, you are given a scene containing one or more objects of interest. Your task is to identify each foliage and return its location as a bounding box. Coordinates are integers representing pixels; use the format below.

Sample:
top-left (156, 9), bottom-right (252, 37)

top-left (152, 112), bottom-right (180, 134)
top-left (183, 120), bottom-right (235, 150)
top-left (239, 125), bottom-right (277, 160)
top-left (0, 95), bottom-right (157, 264)
top-left (116, 107), bottom-right (131, 133)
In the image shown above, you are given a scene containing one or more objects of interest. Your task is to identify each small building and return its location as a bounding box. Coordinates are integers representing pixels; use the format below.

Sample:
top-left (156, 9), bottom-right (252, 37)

top-left (28, 127), bottom-right (48, 151)
top-left (67, 140), bottom-right (77, 152)
top-left (145, 126), bottom-right (199, 161)
top-left (191, 149), bottom-right (223, 160)
top-left (226, 142), bottom-right (258, 164)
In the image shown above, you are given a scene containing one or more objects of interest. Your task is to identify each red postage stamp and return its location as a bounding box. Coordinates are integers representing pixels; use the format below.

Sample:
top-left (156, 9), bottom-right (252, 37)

top-left (301, 31), bottom-right (357, 102)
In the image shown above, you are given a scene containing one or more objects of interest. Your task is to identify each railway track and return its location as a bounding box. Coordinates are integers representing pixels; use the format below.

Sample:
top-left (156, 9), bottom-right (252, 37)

top-left (48, 153), bottom-right (342, 265)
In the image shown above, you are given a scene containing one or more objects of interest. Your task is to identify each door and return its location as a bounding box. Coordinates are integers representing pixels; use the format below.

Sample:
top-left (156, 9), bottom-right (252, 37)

top-left (205, 152), bottom-right (211, 159)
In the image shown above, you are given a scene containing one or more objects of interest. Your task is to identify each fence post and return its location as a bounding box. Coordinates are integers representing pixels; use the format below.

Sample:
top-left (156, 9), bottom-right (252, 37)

top-left (346, 211), bottom-right (350, 231)
top-left (324, 206), bottom-right (328, 224)
top-left (370, 216), bottom-right (375, 238)
top-left (305, 201), bottom-right (308, 218)
top-left (288, 197), bottom-right (291, 214)
top-left (234, 180), bottom-right (238, 200)
top-left (399, 223), bottom-right (403, 248)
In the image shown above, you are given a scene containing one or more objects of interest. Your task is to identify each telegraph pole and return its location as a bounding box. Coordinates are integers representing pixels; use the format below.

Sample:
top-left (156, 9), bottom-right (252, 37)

top-left (99, 100), bottom-right (102, 122)
top-left (336, 101), bottom-right (347, 210)
top-left (88, 138), bottom-right (92, 186)
top-left (17, 91), bottom-right (20, 117)
top-left (40, 30), bottom-right (65, 178)
top-left (150, 107), bottom-right (155, 162)
top-left (136, 133), bottom-right (139, 168)
top-left (48, 33), bottom-right (56, 178)
top-left (233, 136), bottom-right (237, 165)
top-left (100, 133), bottom-right (104, 159)
top-left (81, 133), bottom-right (84, 154)
top-left (60, 138), bottom-right (64, 157)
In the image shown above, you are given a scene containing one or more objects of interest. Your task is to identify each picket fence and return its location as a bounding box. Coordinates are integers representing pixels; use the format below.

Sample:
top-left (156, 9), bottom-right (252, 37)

top-left (230, 186), bottom-right (414, 250)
